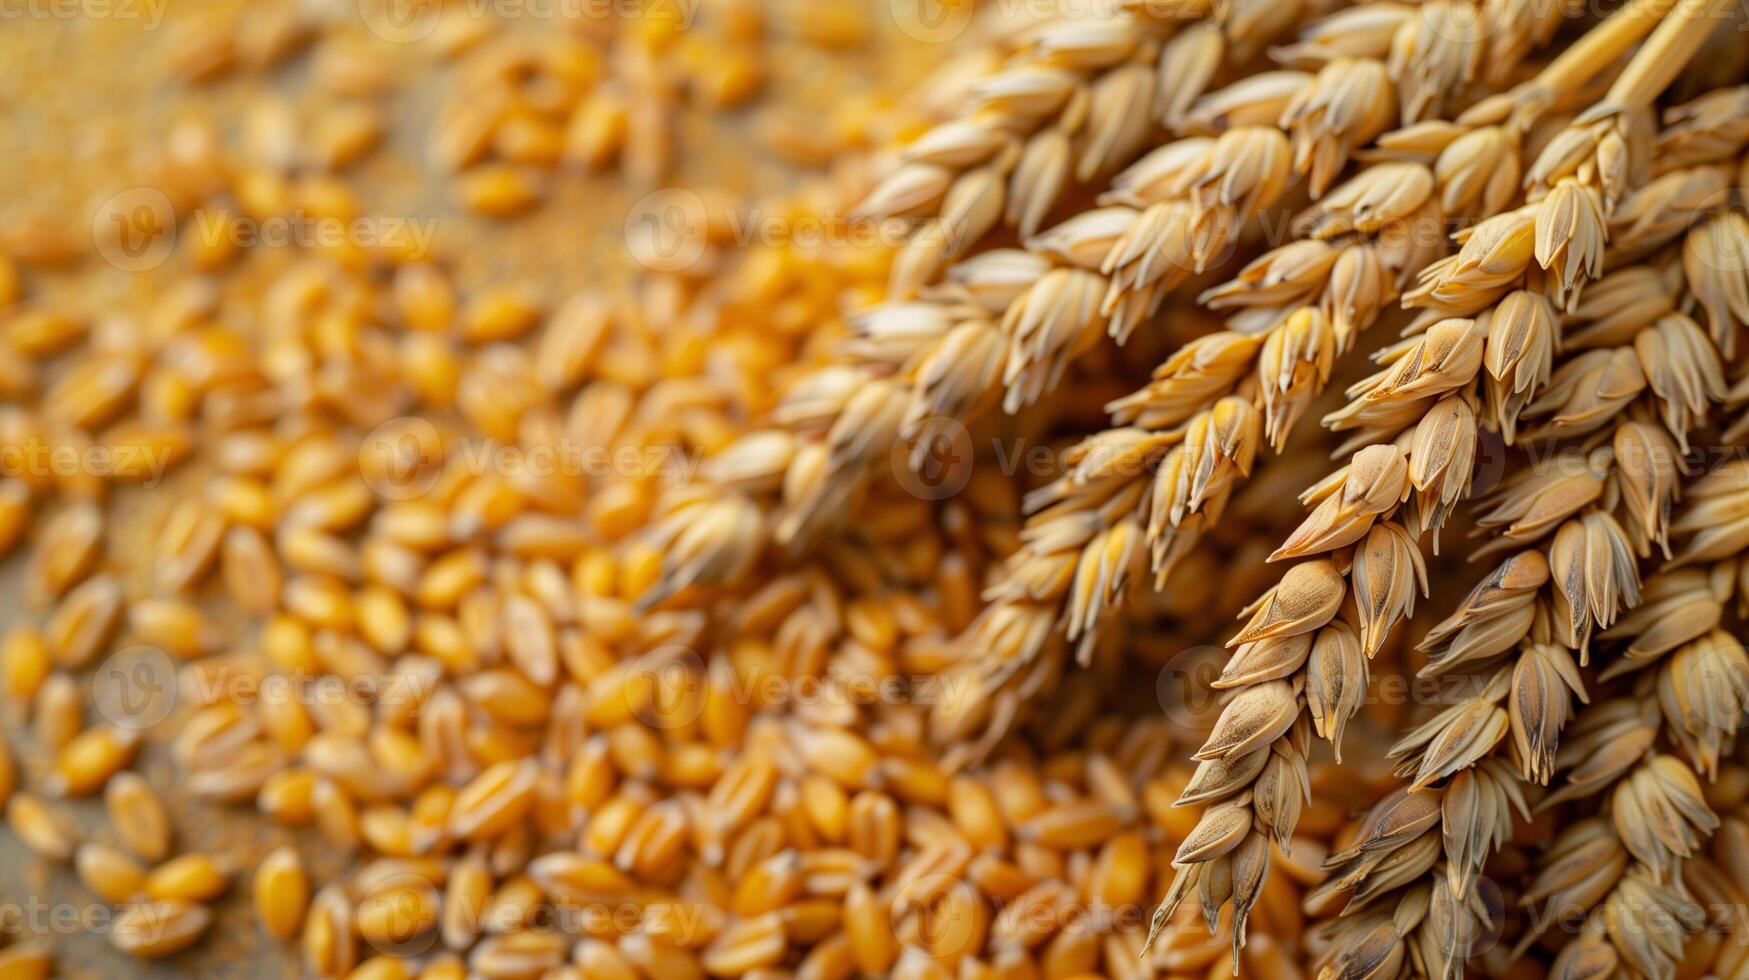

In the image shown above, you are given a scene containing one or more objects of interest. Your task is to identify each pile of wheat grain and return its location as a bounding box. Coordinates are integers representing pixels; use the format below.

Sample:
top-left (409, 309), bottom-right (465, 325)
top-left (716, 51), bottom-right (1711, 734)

top-left (1, 0), bottom-right (1748, 978)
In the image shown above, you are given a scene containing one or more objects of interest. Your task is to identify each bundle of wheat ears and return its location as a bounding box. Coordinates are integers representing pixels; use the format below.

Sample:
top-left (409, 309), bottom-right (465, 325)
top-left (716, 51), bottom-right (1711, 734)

top-left (2, 0), bottom-right (1749, 977)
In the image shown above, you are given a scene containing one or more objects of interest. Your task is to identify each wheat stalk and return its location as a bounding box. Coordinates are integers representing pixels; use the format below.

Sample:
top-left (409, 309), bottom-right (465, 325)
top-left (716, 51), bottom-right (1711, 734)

top-left (1138, 11), bottom-right (1738, 961)
top-left (924, 0), bottom-right (1749, 759)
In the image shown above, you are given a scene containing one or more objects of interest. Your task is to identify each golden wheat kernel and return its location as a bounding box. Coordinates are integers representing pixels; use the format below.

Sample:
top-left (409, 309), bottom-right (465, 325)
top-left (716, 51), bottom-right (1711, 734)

top-left (278, 528), bottom-right (360, 581)
top-left (308, 101), bottom-right (383, 172)
top-left (480, 873), bottom-right (541, 935)
top-left (405, 784), bottom-right (454, 852)
top-left (411, 613), bottom-right (474, 674)
top-left (469, 928), bottom-right (569, 977)
top-left (355, 585), bottom-right (412, 655)
top-left (358, 803), bottom-right (415, 858)
top-left (138, 367), bottom-right (199, 424)
top-left (617, 541), bottom-right (665, 600)
top-left (112, 899), bottom-right (212, 959)
top-left (462, 284), bottom-right (547, 346)
top-left (356, 877), bottom-right (440, 946)
top-left (396, 333), bottom-right (461, 409)
top-left (258, 767), bottom-right (318, 825)
top-left (0, 626), bottom-right (50, 703)
top-left (493, 113), bottom-right (566, 168)
top-left (75, 842), bottom-right (147, 904)
top-left (657, 742), bottom-right (719, 790)
top-left (190, 215), bottom-right (245, 270)
top-left (5, 308), bottom-right (84, 357)
top-left (582, 787), bottom-right (651, 858)
top-left (392, 263), bottom-right (456, 334)
top-left (312, 778), bottom-right (362, 851)
top-left (440, 851), bottom-right (489, 951)
top-left (573, 548), bottom-right (618, 599)
top-left (282, 574), bottom-right (354, 631)
top-left (700, 911), bottom-right (787, 975)
top-left (0, 939), bottom-right (52, 979)
top-left (145, 852), bottom-right (231, 903)
top-left (573, 938), bottom-right (638, 980)
top-left (127, 596), bottom-right (219, 659)
top-left (102, 772), bottom-right (171, 863)
top-left (261, 615), bottom-right (319, 675)
top-left (563, 88), bottom-right (628, 170)
top-left (457, 164), bottom-right (544, 217)
top-left (586, 481), bottom-right (652, 541)
top-left (32, 672), bottom-right (81, 750)
top-left (464, 721), bottom-right (540, 770)
top-left (165, 18), bottom-right (236, 82)
top-left (46, 574), bottom-right (121, 669)
top-left (416, 548), bottom-right (487, 610)
top-left (51, 725), bottom-right (140, 797)
top-left (8, 792), bottom-right (81, 862)
top-left (377, 499), bottom-right (455, 551)
top-left (303, 883), bottom-right (358, 977)
top-left (211, 475), bottom-right (277, 529)
top-left (449, 757), bottom-right (539, 842)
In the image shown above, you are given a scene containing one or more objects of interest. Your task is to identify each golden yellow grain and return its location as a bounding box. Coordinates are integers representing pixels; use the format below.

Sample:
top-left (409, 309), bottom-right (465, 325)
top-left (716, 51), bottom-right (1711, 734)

top-left (356, 877), bottom-right (440, 947)
top-left (456, 164), bottom-right (544, 217)
top-left (0, 940), bottom-right (52, 980)
top-left (145, 852), bottom-right (231, 902)
top-left (32, 674), bottom-right (81, 751)
top-left (45, 574), bottom-right (122, 668)
top-left (50, 725), bottom-right (140, 797)
top-left (74, 842), bottom-right (146, 903)
top-left (106, 772), bottom-right (172, 863)
top-left (8, 792), bottom-right (81, 862)
top-left (0, 626), bottom-right (50, 702)
top-left (303, 883), bottom-right (359, 977)
top-left (258, 768), bottom-right (318, 825)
